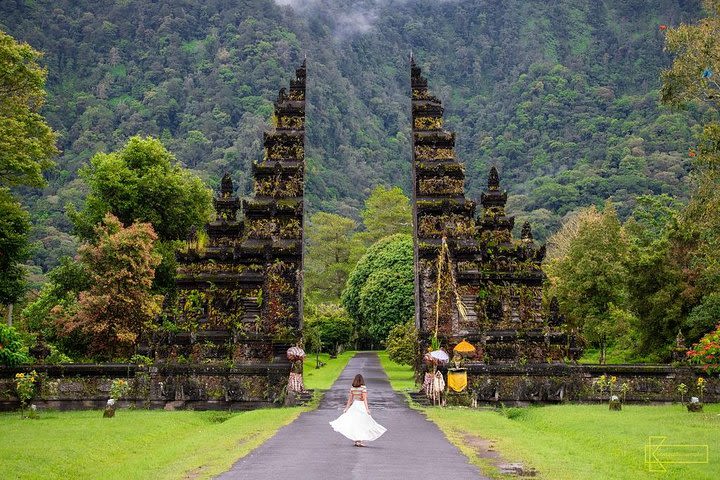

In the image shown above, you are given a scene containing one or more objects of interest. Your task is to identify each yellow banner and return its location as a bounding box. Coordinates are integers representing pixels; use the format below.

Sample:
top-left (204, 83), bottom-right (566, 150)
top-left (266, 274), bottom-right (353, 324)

top-left (447, 370), bottom-right (467, 392)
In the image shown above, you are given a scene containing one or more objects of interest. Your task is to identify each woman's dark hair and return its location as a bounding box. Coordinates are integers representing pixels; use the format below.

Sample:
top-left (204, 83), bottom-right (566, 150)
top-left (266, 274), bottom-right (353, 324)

top-left (352, 374), bottom-right (365, 388)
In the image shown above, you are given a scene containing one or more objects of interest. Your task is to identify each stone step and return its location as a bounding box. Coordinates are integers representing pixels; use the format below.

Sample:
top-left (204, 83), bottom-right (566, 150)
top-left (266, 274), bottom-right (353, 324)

top-left (408, 391), bottom-right (431, 407)
top-left (286, 389), bottom-right (314, 406)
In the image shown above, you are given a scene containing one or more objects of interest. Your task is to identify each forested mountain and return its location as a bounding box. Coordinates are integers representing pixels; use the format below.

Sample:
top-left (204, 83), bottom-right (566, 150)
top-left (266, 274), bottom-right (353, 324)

top-left (0, 0), bottom-right (703, 270)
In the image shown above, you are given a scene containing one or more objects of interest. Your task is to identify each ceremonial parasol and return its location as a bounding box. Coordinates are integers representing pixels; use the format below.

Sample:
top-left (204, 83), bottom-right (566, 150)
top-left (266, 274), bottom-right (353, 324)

top-left (286, 346), bottom-right (306, 362)
top-left (453, 339), bottom-right (476, 357)
top-left (428, 349), bottom-right (450, 365)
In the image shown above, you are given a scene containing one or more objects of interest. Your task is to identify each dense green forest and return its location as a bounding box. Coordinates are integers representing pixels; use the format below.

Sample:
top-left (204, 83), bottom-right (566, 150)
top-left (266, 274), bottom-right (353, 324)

top-left (0, 0), bottom-right (705, 270)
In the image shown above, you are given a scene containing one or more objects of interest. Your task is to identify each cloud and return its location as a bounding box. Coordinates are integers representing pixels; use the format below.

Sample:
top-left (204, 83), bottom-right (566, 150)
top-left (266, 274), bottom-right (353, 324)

top-left (273, 0), bottom-right (462, 38)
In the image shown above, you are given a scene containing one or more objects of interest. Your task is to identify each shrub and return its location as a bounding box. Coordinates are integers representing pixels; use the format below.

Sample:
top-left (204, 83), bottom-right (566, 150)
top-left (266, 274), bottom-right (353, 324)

top-left (45, 345), bottom-right (73, 365)
top-left (0, 324), bottom-right (30, 366)
top-left (110, 379), bottom-right (130, 400)
top-left (686, 323), bottom-right (720, 374)
top-left (304, 303), bottom-right (353, 354)
top-left (386, 320), bottom-right (418, 366)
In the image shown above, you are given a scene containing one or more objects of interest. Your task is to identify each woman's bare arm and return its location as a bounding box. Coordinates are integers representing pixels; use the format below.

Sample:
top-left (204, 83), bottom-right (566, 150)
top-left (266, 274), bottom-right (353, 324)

top-left (363, 391), bottom-right (370, 414)
top-left (343, 390), bottom-right (353, 412)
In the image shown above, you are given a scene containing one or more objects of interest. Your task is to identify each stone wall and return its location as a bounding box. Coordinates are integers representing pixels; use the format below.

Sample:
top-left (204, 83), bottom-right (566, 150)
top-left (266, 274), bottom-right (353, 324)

top-left (437, 364), bottom-right (720, 405)
top-left (0, 363), bottom-right (290, 411)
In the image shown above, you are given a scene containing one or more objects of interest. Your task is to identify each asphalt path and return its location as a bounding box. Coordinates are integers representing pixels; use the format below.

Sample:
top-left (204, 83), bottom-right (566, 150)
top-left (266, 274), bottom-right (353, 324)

top-left (216, 351), bottom-right (489, 480)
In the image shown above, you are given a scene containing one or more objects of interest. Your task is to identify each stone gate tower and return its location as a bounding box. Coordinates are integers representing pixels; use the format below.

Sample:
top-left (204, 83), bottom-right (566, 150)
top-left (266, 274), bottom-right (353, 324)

top-left (162, 62), bottom-right (306, 363)
top-left (411, 58), bottom-right (571, 364)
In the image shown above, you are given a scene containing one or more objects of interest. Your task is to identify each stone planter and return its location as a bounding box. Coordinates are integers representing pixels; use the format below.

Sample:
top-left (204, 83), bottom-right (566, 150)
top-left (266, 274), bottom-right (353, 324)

top-left (103, 398), bottom-right (116, 418)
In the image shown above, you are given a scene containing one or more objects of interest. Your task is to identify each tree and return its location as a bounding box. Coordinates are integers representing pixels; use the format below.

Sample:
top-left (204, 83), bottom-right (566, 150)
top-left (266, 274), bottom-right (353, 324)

top-left (341, 234), bottom-right (414, 347)
top-left (305, 212), bottom-right (363, 302)
top-left (647, 1), bottom-right (720, 356)
top-left (304, 303), bottom-right (353, 355)
top-left (69, 136), bottom-right (213, 294)
top-left (58, 214), bottom-right (163, 359)
top-left (386, 320), bottom-right (418, 366)
top-left (660, 0), bottom-right (720, 111)
top-left (70, 136), bottom-right (212, 242)
top-left (21, 256), bottom-right (91, 356)
top-left (357, 186), bottom-right (412, 246)
top-left (545, 203), bottom-right (631, 362)
top-left (0, 30), bottom-right (57, 324)
top-left (0, 189), bottom-right (30, 323)
top-left (0, 29), bottom-right (58, 189)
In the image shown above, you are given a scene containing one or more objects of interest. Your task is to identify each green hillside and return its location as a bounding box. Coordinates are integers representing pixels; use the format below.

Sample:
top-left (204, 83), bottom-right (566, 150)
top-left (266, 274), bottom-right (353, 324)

top-left (0, 0), bottom-right (703, 269)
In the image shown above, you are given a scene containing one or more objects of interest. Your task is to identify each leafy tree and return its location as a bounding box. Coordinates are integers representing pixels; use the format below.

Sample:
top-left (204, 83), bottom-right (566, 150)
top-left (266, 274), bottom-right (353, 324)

top-left (658, 3), bottom-right (720, 348)
top-left (357, 186), bottom-right (412, 246)
top-left (624, 194), bottom-right (680, 247)
top-left (341, 234), bottom-right (413, 347)
top-left (0, 30), bottom-right (57, 323)
top-left (661, 0), bottom-right (720, 110)
top-left (386, 320), bottom-right (418, 366)
top-left (0, 29), bottom-right (57, 189)
top-left (303, 323), bottom-right (323, 369)
top-left (21, 256), bottom-right (90, 356)
top-left (304, 303), bottom-right (353, 355)
top-left (686, 293), bottom-right (720, 341)
top-left (0, 323), bottom-right (30, 366)
top-left (305, 212), bottom-right (363, 302)
top-left (70, 136), bottom-right (212, 242)
top-left (545, 203), bottom-right (631, 362)
top-left (0, 189), bottom-right (30, 321)
top-left (69, 136), bottom-right (212, 294)
top-left (359, 268), bottom-right (414, 345)
top-left (58, 214), bottom-right (163, 359)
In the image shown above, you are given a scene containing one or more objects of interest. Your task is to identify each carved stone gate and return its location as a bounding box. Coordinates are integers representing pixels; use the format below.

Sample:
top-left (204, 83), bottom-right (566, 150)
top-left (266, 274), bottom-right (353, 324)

top-left (157, 62), bottom-right (306, 368)
top-left (410, 58), bottom-right (574, 364)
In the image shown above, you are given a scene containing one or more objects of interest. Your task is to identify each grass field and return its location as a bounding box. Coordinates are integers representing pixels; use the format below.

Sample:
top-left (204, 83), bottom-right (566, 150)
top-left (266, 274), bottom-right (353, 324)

top-left (303, 350), bottom-right (355, 390)
top-left (379, 353), bottom-right (720, 480)
top-left (1, 408), bottom-right (303, 480)
top-left (376, 350), bottom-right (416, 391)
top-left (1, 352), bottom-right (355, 480)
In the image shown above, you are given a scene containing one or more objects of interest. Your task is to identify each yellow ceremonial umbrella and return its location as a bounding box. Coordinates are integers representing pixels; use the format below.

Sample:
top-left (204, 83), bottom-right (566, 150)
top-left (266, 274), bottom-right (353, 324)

top-left (453, 339), bottom-right (476, 357)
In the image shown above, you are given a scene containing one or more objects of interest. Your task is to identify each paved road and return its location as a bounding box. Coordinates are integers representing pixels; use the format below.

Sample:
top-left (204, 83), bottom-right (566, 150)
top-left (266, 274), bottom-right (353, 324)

top-left (216, 351), bottom-right (489, 480)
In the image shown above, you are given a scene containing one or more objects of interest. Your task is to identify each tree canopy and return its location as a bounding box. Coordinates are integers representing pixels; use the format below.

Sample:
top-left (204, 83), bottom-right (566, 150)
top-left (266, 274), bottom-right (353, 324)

top-left (358, 185), bottom-right (412, 246)
top-left (341, 234), bottom-right (414, 347)
top-left (58, 214), bottom-right (163, 359)
top-left (0, 29), bottom-right (57, 189)
top-left (70, 135), bottom-right (212, 241)
top-left (304, 212), bottom-right (363, 302)
top-left (0, 189), bottom-right (31, 306)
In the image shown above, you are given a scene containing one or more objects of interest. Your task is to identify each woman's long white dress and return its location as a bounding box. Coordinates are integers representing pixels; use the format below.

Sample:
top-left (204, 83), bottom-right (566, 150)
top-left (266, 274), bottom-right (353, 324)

top-left (329, 386), bottom-right (387, 442)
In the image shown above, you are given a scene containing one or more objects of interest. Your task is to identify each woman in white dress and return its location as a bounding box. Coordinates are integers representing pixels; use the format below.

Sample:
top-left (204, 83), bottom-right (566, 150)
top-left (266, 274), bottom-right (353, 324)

top-left (329, 374), bottom-right (387, 447)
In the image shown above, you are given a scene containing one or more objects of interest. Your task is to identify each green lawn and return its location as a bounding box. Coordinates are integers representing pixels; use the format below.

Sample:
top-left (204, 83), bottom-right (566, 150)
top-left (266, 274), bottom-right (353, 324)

top-left (377, 350), bottom-right (416, 391)
top-left (303, 350), bottom-right (356, 390)
top-left (1, 353), bottom-right (355, 480)
top-left (1, 408), bottom-right (303, 480)
top-left (379, 353), bottom-right (720, 480)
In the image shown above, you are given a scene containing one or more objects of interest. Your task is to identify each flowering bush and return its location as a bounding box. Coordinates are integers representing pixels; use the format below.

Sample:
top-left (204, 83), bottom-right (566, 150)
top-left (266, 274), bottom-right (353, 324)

top-left (697, 377), bottom-right (706, 403)
top-left (686, 323), bottom-right (720, 374)
top-left (110, 379), bottom-right (130, 400)
top-left (14, 370), bottom-right (37, 417)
